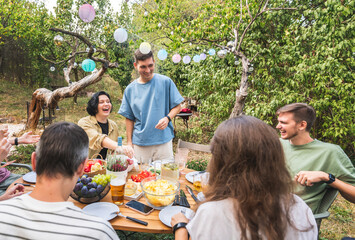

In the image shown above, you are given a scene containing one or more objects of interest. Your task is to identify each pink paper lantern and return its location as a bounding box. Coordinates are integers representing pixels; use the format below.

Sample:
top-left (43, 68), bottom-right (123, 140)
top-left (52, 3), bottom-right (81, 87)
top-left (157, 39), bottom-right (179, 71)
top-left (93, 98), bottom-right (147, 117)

top-left (172, 54), bottom-right (181, 63)
top-left (79, 4), bottom-right (96, 23)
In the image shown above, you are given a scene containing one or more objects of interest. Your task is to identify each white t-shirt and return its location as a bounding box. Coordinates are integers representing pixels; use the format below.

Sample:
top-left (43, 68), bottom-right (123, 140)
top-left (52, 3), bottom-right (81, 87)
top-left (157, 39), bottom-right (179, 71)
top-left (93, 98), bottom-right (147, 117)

top-left (186, 195), bottom-right (317, 240)
top-left (0, 194), bottom-right (119, 240)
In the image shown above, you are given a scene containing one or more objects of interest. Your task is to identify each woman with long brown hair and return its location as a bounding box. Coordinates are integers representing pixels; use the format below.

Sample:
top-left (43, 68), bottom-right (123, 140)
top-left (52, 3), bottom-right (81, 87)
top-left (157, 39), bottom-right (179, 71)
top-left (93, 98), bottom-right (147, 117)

top-left (172, 116), bottom-right (316, 240)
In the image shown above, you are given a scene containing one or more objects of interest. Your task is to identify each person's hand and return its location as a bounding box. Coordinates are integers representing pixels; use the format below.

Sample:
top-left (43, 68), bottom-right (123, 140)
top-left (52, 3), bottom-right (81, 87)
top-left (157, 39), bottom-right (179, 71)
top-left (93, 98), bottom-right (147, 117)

top-left (295, 171), bottom-right (329, 186)
top-left (155, 117), bottom-right (170, 130)
top-left (18, 131), bottom-right (40, 144)
top-left (171, 212), bottom-right (189, 227)
top-left (0, 184), bottom-right (25, 201)
top-left (0, 125), bottom-right (9, 139)
top-left (0, 137), bottom-right (12, 161)
top-left (122, 145), bottom-right (134, 159)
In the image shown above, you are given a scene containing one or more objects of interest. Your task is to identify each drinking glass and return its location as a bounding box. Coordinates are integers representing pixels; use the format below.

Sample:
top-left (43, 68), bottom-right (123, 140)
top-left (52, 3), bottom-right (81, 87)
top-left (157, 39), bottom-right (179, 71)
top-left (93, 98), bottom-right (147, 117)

top-left (161, 161), bottom-right (179, 180)
top-left (193, 174), bottom-right (202, 192)
top-left (201, 172), bottom-right (210, 193)
top-left (110, 175), bottom-right (126, 205)
top-left (138, 157), bottom-right (152, 172)
top-left (175, 148), bottom-right (189, 175)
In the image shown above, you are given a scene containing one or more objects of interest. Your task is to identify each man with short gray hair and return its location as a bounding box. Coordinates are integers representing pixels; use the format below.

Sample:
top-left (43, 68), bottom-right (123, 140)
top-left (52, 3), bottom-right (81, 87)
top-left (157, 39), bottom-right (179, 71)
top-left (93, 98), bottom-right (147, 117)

top-left (0, 122), bottom-right (119, 240)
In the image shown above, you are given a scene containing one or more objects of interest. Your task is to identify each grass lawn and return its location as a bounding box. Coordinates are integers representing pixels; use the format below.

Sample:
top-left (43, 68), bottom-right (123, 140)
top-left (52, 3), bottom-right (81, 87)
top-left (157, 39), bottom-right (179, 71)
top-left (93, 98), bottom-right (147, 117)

top-left (1, 77), bottom-right (354, 239)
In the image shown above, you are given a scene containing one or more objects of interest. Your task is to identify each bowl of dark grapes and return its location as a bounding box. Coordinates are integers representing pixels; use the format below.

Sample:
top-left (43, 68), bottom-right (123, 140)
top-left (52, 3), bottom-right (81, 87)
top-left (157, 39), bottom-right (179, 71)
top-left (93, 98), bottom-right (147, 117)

top-left (70, 174), bottom-right (111, 204)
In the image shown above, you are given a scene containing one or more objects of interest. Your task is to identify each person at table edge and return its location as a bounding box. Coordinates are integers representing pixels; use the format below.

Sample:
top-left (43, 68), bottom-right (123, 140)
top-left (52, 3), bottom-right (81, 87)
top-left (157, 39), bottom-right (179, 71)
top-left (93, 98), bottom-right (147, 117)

top-left (118, 49), bottom-right (183, 161)
top-left (0, 126), bottom-right (40, 197)
top-left (276, 103), bottom-right (355, 213)
top-left (78, 91), bottom-right (134, 159)
top-left (0, 122), bottom-right (119, 240)
top-left (171, 116), bottom-right (317, 240)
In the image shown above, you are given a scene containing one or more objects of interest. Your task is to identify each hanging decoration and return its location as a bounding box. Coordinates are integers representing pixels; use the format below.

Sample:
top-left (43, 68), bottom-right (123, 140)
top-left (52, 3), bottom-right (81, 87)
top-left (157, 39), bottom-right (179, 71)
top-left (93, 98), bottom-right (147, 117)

top-left (157, 49), bottom-right (168, 60)
top-left (81, 59), bottom-right (96, 72)
top-left (54, 35), bottom-right (64, 46)
top-left (50, 65), bottom-right (55, 72)
top-left (200, 53), bottom-right (207, 61)
top-left (144, 11), bottom-right (148, 16)
top-left (172, 54), bottom-right (181, 63)
top-left (139, 42), bottom-right (151, 54)
top-left (78, 4), bottom-right (96, 23)
top-left (217, 49), bottom-right (228, 58)
top-left (114, 28), bottom-right (128, 43)
top-left (227, 41), bottom-right (234, 49)
top-left (208, 49), bottom-right (216, 56)
top-left (158, 23), bottom-right (162, 27)
top-left (193, 55), bottom-right (200, 62)
top-left (182, 55), bottom-right (191, 64)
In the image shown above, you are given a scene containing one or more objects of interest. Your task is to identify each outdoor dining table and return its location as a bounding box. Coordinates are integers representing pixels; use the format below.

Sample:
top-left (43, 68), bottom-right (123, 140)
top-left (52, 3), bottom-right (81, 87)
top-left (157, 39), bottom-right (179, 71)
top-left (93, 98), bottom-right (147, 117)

top-left (11, 168), bottom-right (197, 234)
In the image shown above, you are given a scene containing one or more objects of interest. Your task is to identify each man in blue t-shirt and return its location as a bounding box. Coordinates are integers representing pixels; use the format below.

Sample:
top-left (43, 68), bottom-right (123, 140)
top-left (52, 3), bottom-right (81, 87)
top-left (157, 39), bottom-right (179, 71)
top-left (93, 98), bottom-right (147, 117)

top-left (118, 49), bottom-right (184, 162)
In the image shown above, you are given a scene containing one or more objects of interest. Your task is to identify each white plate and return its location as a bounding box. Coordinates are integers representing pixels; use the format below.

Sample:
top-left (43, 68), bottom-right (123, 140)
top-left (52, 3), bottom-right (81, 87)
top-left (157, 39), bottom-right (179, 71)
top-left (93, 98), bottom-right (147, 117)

top-left (159, 206), bottom-right (195, 227)
top-left (23, 171), bottom-right (37, 183)
top-left (83, 202), bottom-right (119, 221)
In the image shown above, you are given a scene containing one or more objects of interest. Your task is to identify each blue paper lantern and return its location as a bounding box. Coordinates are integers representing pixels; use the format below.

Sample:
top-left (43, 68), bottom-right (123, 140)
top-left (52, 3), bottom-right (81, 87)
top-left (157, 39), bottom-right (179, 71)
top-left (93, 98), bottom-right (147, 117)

top-left (193, 55), bottom-right (200, 62)
top-left (82, 59), bottom-right (96, 72)
top-left (208, 49), bottom-right (216, 56)
top-left (158, 49), bottom-right (168, 60)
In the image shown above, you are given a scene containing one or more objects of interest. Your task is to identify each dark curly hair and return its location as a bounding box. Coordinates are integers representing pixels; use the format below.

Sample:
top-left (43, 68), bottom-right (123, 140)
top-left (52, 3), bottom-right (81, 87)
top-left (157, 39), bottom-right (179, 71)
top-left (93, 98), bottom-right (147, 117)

top-left (86, 91), bottom-right (113, 116)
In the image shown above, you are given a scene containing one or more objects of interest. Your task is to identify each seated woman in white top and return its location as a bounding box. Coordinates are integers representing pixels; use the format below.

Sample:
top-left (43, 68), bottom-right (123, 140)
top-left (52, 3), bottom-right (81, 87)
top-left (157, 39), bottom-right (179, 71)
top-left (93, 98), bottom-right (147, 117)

top-left (171, 115), bottom-right (317, 240)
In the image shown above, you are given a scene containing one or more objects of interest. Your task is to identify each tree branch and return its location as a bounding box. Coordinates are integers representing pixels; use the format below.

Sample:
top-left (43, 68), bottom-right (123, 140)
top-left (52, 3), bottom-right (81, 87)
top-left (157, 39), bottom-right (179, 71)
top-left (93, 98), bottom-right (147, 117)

top-left (246, 0), bottom-right (253, 19)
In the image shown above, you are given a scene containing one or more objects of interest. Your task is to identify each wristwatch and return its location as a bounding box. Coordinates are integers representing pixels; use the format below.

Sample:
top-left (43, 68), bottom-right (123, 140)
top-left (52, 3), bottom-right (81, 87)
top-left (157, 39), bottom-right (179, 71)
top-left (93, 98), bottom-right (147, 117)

top-left (325, 173), bottom-right (335, 184)
top-left (173, 222), bottom-right (188, 234)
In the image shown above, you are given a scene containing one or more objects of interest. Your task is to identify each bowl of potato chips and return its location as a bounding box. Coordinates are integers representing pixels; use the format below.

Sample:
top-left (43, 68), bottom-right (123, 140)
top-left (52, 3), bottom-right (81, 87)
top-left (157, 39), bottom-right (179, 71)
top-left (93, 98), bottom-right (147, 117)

top-left (140, 177), bottom-right (180, 210)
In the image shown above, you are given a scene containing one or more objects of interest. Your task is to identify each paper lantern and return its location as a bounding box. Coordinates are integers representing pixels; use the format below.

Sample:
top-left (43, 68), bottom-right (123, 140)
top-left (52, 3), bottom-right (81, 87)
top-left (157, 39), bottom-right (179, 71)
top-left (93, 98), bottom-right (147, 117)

top-left (139, 42), bottom-right (151, 54)
top-left (183, 55), bottom-right (191, 64)
top-left (82, 59), bottom-right (96, 72)
top-left (200, 53), bottom-right (206, 61)
top-left (79, 4), bottom-right (96, 23)
top-left (193, 55), bottom-right (200, 63)
top-left (208, 49), bottom-right (216, 56)
top-left (172, 54), bottom-right (181, 63)
top-left (158, 49), bottom-right (168, 60)
top-left (54, 35), bottom-right (63, 46)
top-left (158, 23), bottom-right (162, 27)
top-left (217, 49), bottom-right (228, 58)
top-left (114, 28), bottom-right (128, 43)
top-left (50, 66), bottom-right (55, 72)
top-left (227, 41), bottom-right (234, 49)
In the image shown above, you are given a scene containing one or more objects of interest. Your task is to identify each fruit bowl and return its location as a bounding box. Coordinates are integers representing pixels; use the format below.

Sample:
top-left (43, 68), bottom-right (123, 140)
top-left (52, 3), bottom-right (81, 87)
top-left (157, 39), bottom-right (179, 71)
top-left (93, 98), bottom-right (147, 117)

top-left (70, 174), bottom-right (111, 204)
top-left (140, 177), bottom-right (180, 210)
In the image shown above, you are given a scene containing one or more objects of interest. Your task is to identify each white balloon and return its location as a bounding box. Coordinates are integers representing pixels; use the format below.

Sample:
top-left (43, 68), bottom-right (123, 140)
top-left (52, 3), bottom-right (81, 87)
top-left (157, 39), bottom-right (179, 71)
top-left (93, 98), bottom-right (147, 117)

top-left (114, 28), bottom-right (128, 43)
top-left (139, 42), bottom-right (151, 54)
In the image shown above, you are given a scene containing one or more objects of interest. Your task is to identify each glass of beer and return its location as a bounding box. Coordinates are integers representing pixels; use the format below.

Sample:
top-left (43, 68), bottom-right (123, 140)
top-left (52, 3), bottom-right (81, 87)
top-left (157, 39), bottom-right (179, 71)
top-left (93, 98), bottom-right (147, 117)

top-left (193, 174), bottom-right (202, 192)
top-left (110, 176), bottom-right (126, 205)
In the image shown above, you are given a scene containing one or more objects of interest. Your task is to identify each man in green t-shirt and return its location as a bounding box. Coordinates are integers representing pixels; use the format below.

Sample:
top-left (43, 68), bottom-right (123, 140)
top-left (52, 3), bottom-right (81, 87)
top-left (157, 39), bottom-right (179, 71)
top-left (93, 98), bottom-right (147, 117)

top-left (276, 103), bottom-right (355, 213)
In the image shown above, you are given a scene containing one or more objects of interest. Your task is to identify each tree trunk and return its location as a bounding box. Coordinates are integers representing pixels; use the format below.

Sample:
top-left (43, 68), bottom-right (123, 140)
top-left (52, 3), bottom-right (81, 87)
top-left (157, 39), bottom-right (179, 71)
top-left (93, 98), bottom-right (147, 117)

top-left (26, 68), bottom-right (106, 129)
top-left (230, 55), bottom-right (249, 118)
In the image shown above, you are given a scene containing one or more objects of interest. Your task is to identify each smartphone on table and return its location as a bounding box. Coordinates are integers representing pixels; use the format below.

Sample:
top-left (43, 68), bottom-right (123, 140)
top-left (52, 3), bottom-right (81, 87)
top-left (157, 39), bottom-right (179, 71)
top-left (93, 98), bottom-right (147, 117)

top-left (125, 200), bottom-right (154, 215)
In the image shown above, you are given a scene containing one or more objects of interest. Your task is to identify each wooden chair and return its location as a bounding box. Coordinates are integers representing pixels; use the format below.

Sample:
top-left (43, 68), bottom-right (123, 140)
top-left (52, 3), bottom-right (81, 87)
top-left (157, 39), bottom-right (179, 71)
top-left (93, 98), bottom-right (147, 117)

top-left (314, 187), bottom-right (338, 238)
top-left (177, 139), bottom-right (211, 153)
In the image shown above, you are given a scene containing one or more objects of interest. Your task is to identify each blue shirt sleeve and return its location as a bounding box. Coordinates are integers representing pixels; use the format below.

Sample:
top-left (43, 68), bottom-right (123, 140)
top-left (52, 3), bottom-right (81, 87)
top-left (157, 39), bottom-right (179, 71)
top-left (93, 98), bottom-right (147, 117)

top-left (118, 87), bottom-right (135, 121)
